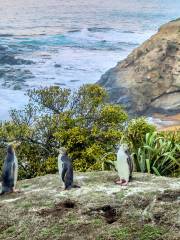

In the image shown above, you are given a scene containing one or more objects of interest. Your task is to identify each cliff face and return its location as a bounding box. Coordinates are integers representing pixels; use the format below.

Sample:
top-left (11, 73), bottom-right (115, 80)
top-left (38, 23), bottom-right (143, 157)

top-left (98, 19), bottom-right (180, 115)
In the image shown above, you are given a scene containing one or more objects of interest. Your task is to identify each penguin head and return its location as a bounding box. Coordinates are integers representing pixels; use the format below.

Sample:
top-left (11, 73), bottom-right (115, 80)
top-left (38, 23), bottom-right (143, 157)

top-left (115, 136), bottom-right (128, 152)
top-left (13, 141), bottom-right (21, 148)
top-left (119, 143), bottom-right (129, 152)
top-left (58, 147), bottom-right (67, 155)
top-left (7, 141), bottom-right (21, 153)
top-left (115, 142), bottom-right (129, 152)
top-left (7, 144), bottom-right (15, 154)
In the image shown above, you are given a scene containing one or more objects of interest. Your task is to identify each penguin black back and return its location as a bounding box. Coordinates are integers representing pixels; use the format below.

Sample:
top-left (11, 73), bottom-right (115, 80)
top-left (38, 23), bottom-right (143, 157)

top-left (7, 145), bottom-right (14, 155)
top-left (125, 149), bottom-right (133, 181)
top-left (58, 147), bottom-right (80, 190)
top-left (61, 154), bottom-right (73, 189)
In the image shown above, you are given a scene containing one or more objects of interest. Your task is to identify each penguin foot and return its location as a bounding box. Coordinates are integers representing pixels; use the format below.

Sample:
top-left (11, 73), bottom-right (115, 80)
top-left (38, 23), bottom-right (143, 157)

top-left (115, 179), bottom-right (128, 186)
top-left (115, 179), bottom-right (123, 185)
top-left (14, 190), bottom-right (22, 193)
top-left (12, 188), bottom-right (22, 193)
top-left (121, 181), bottom-right (128, 186)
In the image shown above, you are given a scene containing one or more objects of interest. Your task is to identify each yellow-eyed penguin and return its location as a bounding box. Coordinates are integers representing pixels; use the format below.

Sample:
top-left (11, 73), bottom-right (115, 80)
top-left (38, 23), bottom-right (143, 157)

top-left (0, 142), bottom-right (20, 195)
top-left (115, 144), bottom-right (133, 186)
top-left (58, 147), bottom-right (80, 190)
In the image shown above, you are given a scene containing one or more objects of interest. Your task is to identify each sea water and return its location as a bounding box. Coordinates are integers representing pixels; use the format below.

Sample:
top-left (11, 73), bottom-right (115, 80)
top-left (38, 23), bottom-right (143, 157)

top-left (0, 0), bottom-right (180, 120)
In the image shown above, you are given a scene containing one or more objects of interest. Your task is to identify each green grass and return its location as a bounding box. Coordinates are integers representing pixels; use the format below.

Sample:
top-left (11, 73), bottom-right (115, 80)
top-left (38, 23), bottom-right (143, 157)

top-left (21, 184), bottom-right (31, 189)
top-left (115, 191), bottom-right (125, 199)
top-left (15, 201), bottom-right (33, 209)
top-left (0, 172), bottom-right (179, 240)
top-left (65, 213), bottom-right (78, 225)
top-left (110, 227), bottom-right (130, 240)
top-left (2, 226), bottom-right (16, 234)
top-left (39, 225), bottom-right (64, 238)
top-left (92, 218), bottom-right (104, 226)
top-left (107, 224), bottom-right (166, 240)
top-left (138, 225), bottom-right (166, 240)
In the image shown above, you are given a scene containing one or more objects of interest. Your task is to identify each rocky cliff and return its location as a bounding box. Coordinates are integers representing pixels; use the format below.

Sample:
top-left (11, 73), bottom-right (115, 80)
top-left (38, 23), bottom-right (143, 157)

top-left (0, 172), bottom-right (180, 240)
top-left (98, 19), bottom-right (180, 116)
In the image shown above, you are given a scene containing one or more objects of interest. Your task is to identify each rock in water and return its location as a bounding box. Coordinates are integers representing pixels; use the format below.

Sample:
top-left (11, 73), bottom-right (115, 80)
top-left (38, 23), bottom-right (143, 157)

top-left (98, 19), bottom-right (180, 116)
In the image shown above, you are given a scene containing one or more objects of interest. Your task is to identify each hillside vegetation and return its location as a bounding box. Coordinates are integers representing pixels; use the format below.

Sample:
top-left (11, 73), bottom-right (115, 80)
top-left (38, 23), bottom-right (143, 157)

top-left (0, 171), bottom-right (180, 240)
top-left (0, 84), bottom-right (179, 179)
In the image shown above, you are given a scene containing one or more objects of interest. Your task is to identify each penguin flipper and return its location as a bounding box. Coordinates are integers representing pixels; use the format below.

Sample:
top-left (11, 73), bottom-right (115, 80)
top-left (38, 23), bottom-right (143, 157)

top-left (64, 166), bottom-right (73, 189)
top-left (125, 150), bottom-right (133, 175)
top-left (12, 162), bottom-right (16, 187)
top-left (61, 164), bottom-right (67, 183)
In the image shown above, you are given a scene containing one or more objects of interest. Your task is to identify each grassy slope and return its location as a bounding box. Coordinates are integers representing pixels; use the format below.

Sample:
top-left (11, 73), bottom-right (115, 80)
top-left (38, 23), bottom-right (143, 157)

top-left (0, 171), bottom-right (180, 240)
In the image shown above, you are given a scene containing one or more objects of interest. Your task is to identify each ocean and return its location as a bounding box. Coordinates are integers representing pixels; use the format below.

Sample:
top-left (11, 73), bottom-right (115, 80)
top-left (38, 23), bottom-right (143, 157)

top-left (0, 0), bottom-right (180, 120)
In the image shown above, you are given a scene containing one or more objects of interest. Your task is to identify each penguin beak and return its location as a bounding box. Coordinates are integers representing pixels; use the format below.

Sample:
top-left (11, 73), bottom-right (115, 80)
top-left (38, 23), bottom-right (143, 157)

top-left (12, 141), bottom-right (21, 149)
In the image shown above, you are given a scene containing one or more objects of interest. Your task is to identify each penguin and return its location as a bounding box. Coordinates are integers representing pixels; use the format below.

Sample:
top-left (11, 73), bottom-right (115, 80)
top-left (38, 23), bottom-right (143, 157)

top-left (0, 142), bottom-right (20, 195)
top-left (58, 147), bottom-right (80, 190)
top-left (115, 144), bottom-right (133, 186)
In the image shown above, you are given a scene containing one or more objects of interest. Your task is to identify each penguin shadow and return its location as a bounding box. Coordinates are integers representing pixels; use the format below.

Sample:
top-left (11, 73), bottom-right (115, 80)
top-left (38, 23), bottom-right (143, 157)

top-left (57, 180), bottom-right (81, 191)
top-left (0, 189), bottom-right (24, 197)
top-left (57, 185), bottom-right (80, 191)
top-left (57, 186), bottom-right (68, 192)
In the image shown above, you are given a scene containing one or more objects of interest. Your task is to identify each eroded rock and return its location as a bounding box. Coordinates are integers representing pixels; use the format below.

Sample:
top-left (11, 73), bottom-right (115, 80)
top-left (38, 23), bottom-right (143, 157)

top-left (98, 19), bottom-right (180, 116)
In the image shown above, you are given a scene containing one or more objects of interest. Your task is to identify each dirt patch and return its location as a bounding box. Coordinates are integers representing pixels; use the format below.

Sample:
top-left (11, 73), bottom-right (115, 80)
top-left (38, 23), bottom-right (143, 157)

top-left (88, 205), bottom-right (117, 224)
top-left (38, 199), bottom-right (76, 217)
top-left (153, 211), bottom-right (165, 224)
top-left (102, 205), bottom-right (117, 224)
top-left (0, 223), bottom-right (11, 232)
top-left (61, 200), bottom-right (76, 208)
top-left (157, 190), bottom-right (180, 202)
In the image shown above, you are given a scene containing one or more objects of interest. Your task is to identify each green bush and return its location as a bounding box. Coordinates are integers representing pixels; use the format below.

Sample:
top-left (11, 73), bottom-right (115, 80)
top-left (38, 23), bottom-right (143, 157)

top-left (133, 131), bottom-right (180, 176)
top-left (127, 117), bottom-right (156, 149)
top-left (0, 85), bottom-right (179, 179)
top-left (159, 130), bottom-right (180, 144)
top-left (0, 84), bottom-right (127, 179)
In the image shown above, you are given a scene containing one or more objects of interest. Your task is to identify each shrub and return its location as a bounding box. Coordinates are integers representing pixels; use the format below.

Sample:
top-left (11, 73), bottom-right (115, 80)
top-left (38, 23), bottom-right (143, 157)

top-left (0, 85), bottom-right (179, 179)
top-left (127, 117), bottom-right (156, 149)
top-left (127, 117), bottom-right (156, 148)
top-left (0, 84), bottom-right (127, 179)
top-left (133, 131), bottom-right (180, 176)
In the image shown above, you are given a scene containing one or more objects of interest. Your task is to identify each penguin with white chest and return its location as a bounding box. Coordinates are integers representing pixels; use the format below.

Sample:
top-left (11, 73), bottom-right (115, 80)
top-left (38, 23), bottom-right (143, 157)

top-left (115, 144), bottom-right (133, 186)
top-left (0, 142), bottom-right (20, 195)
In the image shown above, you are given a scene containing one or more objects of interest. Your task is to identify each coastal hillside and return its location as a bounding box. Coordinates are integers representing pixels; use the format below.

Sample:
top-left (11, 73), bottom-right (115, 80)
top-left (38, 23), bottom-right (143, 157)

top-left (0, 172), bottom-right (180, 240)
top-left (98, 19), bottom-right (180, 116)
